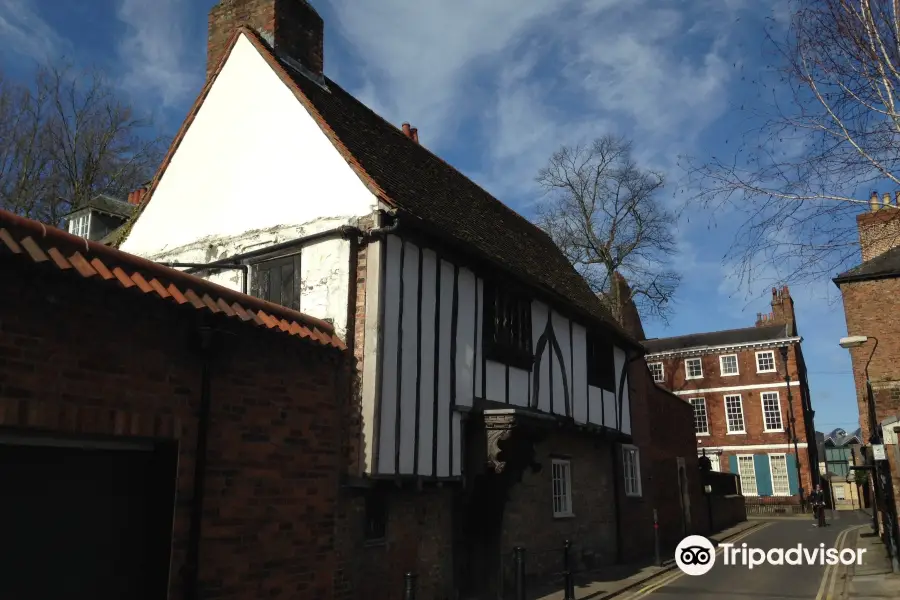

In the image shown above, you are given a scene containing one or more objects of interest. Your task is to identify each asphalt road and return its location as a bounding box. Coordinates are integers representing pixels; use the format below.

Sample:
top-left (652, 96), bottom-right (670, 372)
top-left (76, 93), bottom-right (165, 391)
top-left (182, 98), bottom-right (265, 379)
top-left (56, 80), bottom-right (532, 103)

top-left (621, 511), bottom-right (873, 600)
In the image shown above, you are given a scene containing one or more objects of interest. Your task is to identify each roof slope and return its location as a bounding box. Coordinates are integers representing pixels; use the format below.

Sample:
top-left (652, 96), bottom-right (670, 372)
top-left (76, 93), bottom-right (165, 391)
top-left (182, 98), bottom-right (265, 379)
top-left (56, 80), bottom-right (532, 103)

top-left (834, 245), bottom-right (900, 283)
top-left (117, 28), bottom-right (635, 346)
top-left (0, 208), bottom-right (344, 349)
top-left (643, 324), bottom-right (789, 354)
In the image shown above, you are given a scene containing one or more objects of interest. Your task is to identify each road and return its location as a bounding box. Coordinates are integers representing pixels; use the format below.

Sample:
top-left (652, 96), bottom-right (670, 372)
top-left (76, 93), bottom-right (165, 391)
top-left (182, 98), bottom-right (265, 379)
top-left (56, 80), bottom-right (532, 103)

top-left (621, 511), bottom-right (873, 599)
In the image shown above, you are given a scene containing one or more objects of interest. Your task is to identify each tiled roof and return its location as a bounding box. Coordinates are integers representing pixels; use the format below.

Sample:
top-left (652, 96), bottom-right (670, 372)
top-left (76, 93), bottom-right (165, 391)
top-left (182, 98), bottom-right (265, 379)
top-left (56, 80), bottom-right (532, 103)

top-left (117, 28), bottom-right (638, 348)
top-left (64, 194), bottom-right (137, 220)
top-left (834, 245), bottom-right (900, 283)
top-left (0, 208), bottom-right (345, 350)
top-left (643, 324), bottom-right (789, 354)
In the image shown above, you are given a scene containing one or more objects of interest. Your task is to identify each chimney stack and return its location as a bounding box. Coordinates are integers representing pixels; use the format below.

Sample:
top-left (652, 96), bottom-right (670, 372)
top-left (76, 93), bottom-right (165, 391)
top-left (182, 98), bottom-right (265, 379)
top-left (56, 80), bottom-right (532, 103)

top-left (207, 0), bottom-right (324, 80)
top-left (127, 187), bottom-right (147, 206)
top-left (401, 122), bottom-right (419, 143)
top-left (858, 187), bottom-right (900, 261)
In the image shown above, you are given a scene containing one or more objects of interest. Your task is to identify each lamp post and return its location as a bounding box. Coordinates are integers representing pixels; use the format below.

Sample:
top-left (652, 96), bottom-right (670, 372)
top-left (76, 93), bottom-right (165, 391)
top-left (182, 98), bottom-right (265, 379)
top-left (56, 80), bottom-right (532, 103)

top-left (778, 345), bottom-right (806, 512)
top-left (838, 336), bottom-right (881, 535)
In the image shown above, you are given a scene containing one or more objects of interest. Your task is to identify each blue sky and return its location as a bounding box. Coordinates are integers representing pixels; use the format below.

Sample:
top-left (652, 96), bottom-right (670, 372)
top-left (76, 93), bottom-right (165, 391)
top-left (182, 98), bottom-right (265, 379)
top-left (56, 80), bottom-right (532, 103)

top-left (0, 0), bottom-right (861, 434)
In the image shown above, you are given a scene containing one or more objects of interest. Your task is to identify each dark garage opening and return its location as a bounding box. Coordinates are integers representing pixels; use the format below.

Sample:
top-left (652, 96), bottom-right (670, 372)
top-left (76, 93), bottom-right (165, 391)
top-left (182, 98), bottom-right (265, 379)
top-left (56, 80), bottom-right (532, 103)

top-left (0, 437), bottom-right (178, 600)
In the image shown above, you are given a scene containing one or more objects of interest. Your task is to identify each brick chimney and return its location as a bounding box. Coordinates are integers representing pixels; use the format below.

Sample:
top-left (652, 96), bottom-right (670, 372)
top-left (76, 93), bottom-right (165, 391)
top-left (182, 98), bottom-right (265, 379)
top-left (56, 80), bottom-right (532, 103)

top-left (207, 0), bottom-right (324, 80)
top-left (857, 189), bottom-right (900, 262)
top-left (401, 122), bottom-right (419, 143)
top-left (769, 285), bottom-right (797, 336)
top-left (126, 187), bottom-right (147, 206)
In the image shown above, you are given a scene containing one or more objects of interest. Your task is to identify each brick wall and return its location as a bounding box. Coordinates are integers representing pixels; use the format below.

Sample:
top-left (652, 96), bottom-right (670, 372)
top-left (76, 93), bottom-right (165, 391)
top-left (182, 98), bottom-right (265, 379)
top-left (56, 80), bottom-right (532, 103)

top-left (0, 262), bottom-right (345, 600)
top-left (500, 429), bottom-right (618, 580)
top-left (857, 208), bottom-right (900, 263)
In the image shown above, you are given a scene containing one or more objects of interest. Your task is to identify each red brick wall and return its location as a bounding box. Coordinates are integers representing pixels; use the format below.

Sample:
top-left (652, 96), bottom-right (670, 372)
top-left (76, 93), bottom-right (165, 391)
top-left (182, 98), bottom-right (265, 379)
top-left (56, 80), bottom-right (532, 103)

top-left (0, 262), bottom-right (345, 600)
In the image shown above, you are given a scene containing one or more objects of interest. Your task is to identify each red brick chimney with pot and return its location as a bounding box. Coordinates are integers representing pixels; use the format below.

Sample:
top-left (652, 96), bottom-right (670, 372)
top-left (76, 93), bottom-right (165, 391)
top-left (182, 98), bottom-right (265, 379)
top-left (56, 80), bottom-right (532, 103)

top-left (207, 0), bottom-right (324, 80)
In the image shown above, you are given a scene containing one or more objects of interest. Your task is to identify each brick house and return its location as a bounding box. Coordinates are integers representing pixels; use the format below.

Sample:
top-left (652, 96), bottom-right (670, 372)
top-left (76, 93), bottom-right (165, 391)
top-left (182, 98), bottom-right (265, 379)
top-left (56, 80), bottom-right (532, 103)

top-left (96, 1), bottom-right (713, 597)
top-left (642, 287), bottom-right (819, 513)
top-left (834, 191), bottom-right (900, 549)
top-left (0, 208), bottom-right (348, 600)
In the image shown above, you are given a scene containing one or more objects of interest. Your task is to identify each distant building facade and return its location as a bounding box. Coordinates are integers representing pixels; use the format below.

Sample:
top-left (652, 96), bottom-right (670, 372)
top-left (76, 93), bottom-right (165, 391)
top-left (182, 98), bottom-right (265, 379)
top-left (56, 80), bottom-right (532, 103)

top-left (643, 287), bottom-right (819, 513)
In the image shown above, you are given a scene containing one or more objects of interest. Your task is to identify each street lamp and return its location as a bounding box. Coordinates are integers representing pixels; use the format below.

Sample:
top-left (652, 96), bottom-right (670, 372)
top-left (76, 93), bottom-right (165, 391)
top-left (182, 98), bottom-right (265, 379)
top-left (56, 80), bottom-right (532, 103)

top-left (838, 336), bottom-right (884, 537)
top-left (778, 345), bottom-right (806, 512)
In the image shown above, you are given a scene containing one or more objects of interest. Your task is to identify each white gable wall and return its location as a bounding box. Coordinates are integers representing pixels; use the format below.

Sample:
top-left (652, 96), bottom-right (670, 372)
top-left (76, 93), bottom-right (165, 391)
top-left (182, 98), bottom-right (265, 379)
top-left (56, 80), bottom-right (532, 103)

top-left (120, 33), bottom-right (378, 337)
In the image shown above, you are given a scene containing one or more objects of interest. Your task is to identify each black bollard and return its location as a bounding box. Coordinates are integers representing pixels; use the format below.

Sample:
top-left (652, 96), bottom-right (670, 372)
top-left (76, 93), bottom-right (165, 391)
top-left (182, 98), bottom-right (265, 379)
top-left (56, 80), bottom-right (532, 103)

top-left (563, 540), bottom-right (575, 600)
top-left (514, 546), bottom-right (526, 600)
top-left (403, 572), bottom-right (417, 600)
top-left (654, 509), bottom-right (661, 567)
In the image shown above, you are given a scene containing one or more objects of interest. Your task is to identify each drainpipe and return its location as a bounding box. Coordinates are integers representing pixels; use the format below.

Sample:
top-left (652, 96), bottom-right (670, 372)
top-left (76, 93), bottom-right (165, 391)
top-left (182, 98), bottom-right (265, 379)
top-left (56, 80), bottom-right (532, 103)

top-left (184, 327), bottom-right (214, 600)
top-left (613, 352), bottom-right (642, 564)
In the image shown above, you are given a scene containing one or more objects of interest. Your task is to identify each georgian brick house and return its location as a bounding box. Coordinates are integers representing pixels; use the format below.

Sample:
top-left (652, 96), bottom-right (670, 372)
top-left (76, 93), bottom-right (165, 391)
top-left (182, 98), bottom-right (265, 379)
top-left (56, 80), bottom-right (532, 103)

top-left (643, 287), bottom-right (819, 512)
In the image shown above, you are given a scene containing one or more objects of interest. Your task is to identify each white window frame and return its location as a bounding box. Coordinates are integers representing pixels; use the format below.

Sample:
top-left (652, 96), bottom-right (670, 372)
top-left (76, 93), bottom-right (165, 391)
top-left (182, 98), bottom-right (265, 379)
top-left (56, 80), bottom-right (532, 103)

top-left (708, 453), bottom-right (721, 472)
top-left (760, 391), bottom-right (784, 432)
top-left (768, 453), bottom-right (791, 497)
top-left (719, 354), bottom-right (739, 377)
top-left (648, 362), bottom-right (664, 383)
top-left (737, 454), bottom-right (758, 496)
top-left (685, 358), bottom-right (703, 380)
top-left (551, 459), bottom-right (573, 517)
top-left (755, 350), bottom-right (776, 374)
top-left (68, 212), bottom-right (91, 238)
top-left (724, 394), bottom-right (746, 434)
top-left (622, 445), bottom-right (642, 497)
top-left (689, 397), bottom-right (709, 435)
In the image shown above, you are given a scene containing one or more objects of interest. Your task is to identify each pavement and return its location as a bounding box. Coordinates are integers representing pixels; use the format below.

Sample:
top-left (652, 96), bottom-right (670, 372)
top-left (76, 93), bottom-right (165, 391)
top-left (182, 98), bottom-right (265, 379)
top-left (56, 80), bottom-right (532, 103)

top-left (534, 510), bottom-right (900, 599)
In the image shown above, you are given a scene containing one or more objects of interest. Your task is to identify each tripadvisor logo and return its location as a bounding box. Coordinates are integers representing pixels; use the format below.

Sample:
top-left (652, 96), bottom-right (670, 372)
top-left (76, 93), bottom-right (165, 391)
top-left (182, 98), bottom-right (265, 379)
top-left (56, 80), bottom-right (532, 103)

top-left (675, 535), bottom-right (867, 575)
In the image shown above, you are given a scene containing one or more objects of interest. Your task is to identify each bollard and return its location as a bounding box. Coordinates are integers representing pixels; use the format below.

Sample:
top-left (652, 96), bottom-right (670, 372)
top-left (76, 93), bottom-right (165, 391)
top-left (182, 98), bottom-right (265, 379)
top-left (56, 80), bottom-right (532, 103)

top-left (514, 546), bottom-right (526, 600)
top-left (563, 540), bottom-right (576, 600)
top-left (403, 572), bottom-right (417, 600)
top-left (653, 509), bottom-right (661, 567)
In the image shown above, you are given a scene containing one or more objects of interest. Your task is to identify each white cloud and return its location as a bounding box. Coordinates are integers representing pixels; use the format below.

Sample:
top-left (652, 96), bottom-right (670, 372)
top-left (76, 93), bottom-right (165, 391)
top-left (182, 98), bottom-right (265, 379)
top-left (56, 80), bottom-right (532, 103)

top-left (116, 0), bottom-right (199, 107)
top-left (0, 0), bottom-right (65, 62)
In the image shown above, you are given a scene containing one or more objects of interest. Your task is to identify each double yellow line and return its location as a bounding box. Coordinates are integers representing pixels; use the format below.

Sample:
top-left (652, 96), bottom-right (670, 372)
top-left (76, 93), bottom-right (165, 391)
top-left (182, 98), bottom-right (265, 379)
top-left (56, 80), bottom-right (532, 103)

top-left (622, 522), bottom-right (772, 599)
top-left (815, 525), bottom-right (866, 600)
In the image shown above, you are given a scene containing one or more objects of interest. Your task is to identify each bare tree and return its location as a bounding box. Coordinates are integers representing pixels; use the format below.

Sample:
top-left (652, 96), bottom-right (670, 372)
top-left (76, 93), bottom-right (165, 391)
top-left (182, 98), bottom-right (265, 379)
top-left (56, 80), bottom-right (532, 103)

top-left (0, 62), bottom-right (166, 225)
top-left (682, 0), bottom-right (900, 288)
top-left (535, 134), bottom-right (681, 323)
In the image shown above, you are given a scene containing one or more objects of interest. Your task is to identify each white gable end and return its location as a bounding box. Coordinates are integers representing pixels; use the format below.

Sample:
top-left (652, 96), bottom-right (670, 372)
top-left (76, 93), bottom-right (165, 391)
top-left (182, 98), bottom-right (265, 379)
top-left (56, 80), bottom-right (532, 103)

top-left (121, 33), bottom-right (377, 258)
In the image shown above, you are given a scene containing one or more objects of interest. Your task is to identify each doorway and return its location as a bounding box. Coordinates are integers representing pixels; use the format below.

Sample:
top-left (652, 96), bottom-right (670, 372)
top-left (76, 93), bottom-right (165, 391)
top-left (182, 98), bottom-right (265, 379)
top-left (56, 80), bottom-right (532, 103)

top-left (676, 457), bottom-right (692, 536)
top-left (0, 436), bottom-right (178, 600)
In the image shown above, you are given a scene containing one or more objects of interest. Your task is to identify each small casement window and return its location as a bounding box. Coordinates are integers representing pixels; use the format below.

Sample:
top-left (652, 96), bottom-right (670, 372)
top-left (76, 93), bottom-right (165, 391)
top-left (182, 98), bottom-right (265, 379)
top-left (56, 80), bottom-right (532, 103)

top-left (648, 362), bottom-right (664, 383)
top-left (685, 357), bottom-right (703, 379)
top-left (68, 212), bottom-right (91, 238)
top-left (363, 491), bottom-right (387, 542)
top-left (756, 350), bottom-right (776, 373)
top-left (622, 445), bottom-right (642, 497)
top-left (250, 253), bottom-right (302, 311)
top-left (587, 333), bottom-right (616, 390)
top-left (483, 280), bottom-right (533, 370)
top-left (551, 459), bottom-right (573, 517)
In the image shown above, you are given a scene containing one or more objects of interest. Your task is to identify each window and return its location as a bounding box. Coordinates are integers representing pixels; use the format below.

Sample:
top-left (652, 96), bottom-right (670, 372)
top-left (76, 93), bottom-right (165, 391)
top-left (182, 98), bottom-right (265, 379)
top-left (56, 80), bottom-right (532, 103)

top-left (364, 491), bottom-right (387, 542)
top-left (834, 486), bottom-right (846, 501)
top-left (622, 445), bottom-right (642, 497)
top-left (685, 358), bottom-right (703, 379)
top-left (483, 281), bottom-right (533, 370)
top-left (586, 333), bottom-right (616, 390)
top-left (737, 455), bottom-right (758, 496)
top-left (768, 454), bottom-right (791, 496)
top-left (551, 459), bottom-right (573, 517)
top-left (761, 392), bottom-right (784, 431)
top-left (724, 395), bottom-right (745, 433)
top-left (719, 354), bottom-right (739, 376)
top-left (689, 398), bottom-right (709, 435)
top-left (68, 212), bottom-right (91, 238)
top-left (756, 350), bottom-right (776, 373)
top-left (708, 454), bottom-right (721, 472)
top-left (648, 362), bottom-right (664, 383)
top-left (251, 254), bottom-right (302, 310)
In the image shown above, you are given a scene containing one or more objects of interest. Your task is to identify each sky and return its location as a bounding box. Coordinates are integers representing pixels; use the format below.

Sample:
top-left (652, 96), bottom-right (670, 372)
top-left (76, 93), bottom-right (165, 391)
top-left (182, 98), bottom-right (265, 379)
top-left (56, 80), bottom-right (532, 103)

top-left (0, 0), bottom-right (863, 435)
